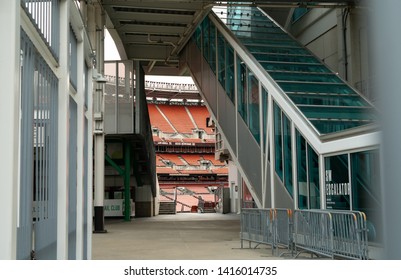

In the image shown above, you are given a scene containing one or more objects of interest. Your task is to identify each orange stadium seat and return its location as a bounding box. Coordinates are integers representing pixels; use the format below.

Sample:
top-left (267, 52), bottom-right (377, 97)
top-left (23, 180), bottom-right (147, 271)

top-left (158, 104), bottom-right (194, 134)
top-left (148, 103), bottom-right (176, 133)
top-left (158, 153), bottom-right (185, 165)
top-left (186, 106), bottom-right (214, 134)
top-left (180, 154), bottom-right (201, 165)
top-left (202, 154), bottom-right (225, 166)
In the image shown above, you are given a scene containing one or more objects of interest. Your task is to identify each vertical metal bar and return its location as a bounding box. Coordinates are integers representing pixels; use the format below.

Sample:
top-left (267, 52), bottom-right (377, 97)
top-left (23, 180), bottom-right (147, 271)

top-left (268, 94), bottom-right (274, 208)
top-left (305, 140), bottom-right (309, 209)
top-left (116, 62), bottom-right (119, 132)
top-left (291, 121), bottom-right (297, 209)
top-left (124, 140), bottom-right (131, 221)
top-left (348, 153), bottom-right (353, 210)
top-left (319, 154), bottom-right (325, 209)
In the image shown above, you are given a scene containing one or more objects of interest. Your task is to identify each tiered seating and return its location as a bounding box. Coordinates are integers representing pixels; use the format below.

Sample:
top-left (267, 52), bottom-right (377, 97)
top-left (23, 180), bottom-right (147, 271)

top-left (211, 168), bottom-right (228, 175)
top-left (156, 155), bottom-right (166, 167)
top-left (157, 104), bottom-right (195, 134)
top-left (158, 153), bottom-right (185, 165)
top-left (148, 103), bottom-right (176, 133)
top-left (179, 169), bottom-right (212, 174)
top-left (186, 106), bottom-right (214, 134)
top-left (202, 154), bottom-right (225, 166)
top-left (156, 167), bottom-right (180, 174)
top-left (182, 138), bottom-right (204, 143)
top-left (181, 154), bottom-right (201, 165)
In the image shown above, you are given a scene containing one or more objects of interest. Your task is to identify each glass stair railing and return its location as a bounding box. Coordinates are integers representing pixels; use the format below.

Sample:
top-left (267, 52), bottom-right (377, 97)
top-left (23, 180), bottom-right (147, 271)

top-left (215, 6), bottom-right (376, 136)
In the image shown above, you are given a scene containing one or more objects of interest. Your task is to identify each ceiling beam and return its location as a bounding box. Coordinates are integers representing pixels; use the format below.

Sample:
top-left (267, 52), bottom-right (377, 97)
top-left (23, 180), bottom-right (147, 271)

top-left (125, 44), bottom-right (178, 61)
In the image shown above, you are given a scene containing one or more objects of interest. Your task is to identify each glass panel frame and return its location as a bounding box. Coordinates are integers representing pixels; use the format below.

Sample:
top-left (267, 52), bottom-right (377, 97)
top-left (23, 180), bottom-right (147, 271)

top-left (274, 102), bottom-right (283, 180)
top-left (248, 70), bottom-right (260, 143)
top-left (237, 56), bottom-right (248, 121)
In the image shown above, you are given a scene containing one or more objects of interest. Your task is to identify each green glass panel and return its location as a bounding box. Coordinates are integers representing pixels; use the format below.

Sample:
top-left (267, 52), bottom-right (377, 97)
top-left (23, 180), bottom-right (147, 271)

top-left (308, 145), bottom-right (320, 209)
top-left (209, 22), bottom-right (217, 74)
top-left (283, 114), bottom-right (293, 196)
top-left (292, 7), bottom-right (309, 22)
top-left (296, 130), bottom-right (308, 209)
top-left (288, 94), bottom-right (370, 107)
top-left (255, 53), bottom-right (319, 64)
top-left (300, 106), bottom-right (375, 121)
top-left (248, 70), bottom-right (260, 144)
top-left (310, 120), bottom-right (372, 134)
top-left (269, 72), bottom-right (343, 83)
top-left (278, 82), bottom-right (356, 94)
top-left (202, 17), bottom-right (210, 64)
top-left (217, 32), bottom-right (226, 89)
top-left (243, 39), bottom-right (300, 47)
top-left (232, 31), bottom-right (291, 40)
top-left (262, 87), bottom-right (268, 155)
top-left (325, 154), bottom-right (350, 210)
top-left (226, 45), bottom-right (235, 103)
top-left (247, 45), bottom-right (310, 55)
top-left (193, 25), bottom-right (201, 49)
top-left (237, 56), bottom-right (247, 121)
top-left (224, 16), bottom-right (276, 24)
top-left (226, 22), bottom-right (280, 32)
top-left (262, 62), bottom-right (330, 73)
top-left (274, 102), bottom-right (283, 180)
top-left (351, 150), bottom-right (382, 242)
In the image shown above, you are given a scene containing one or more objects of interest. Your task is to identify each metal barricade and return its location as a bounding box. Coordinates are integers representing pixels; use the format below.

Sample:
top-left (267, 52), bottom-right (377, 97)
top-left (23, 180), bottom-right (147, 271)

top-left (273, 209), bottom-right (293, 256)
top-left (241, 208), bottom-right (369, 259)
top-left (293, 210), bottom-right (334, 258)
top-left (330, 210), bottom-right (369, 259)
top-left (240, 209), bottom-right (275, 254)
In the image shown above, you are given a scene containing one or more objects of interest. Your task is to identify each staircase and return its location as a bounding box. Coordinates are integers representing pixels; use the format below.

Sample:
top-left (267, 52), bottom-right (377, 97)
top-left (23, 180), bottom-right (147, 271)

top-left (159, 201), bottom-right (176, 215)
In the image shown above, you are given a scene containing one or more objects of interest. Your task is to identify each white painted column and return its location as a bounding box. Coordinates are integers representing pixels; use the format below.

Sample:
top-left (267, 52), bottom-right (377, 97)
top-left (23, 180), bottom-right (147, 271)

top-left (268, 94), bottom-right (275, 208)
top-left (0, 0), bottom-right (20, 260)
top-left (319, 154), bottom-right (326, 209)
top-left (57, 0), bottom-right (70, 260)
top-left (75, 27), bottom-right (85, 260)
top-left (93, 4), bottom-right (106, 233)
top-left (85, 73), bottom-right (94, 259)
top-left (291, 122), bottom-right (298, 210)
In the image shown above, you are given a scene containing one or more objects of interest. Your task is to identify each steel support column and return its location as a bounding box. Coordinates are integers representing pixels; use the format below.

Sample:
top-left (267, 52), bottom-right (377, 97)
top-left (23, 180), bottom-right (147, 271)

top-left (93, 4), bottom-right (107, 234)
top-left (124, 140), bottom-right (131, 221)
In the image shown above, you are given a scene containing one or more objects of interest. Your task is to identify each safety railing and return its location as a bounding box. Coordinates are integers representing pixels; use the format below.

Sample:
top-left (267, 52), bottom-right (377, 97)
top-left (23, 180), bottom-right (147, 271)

top-left (241, 208), bottom-right (369, 259)
top-left (293, 210), bottom-right (334, 258)
top-left (293, 209), bottom-right (369, 259)
top-left (330, 210), bottom-right (369, 259)
top-left (240, 209), bottom-right (275, 255)
top-left (240, 208), bottom-right (293, 256)
top-left (273, 208), bottom-right (293, 255)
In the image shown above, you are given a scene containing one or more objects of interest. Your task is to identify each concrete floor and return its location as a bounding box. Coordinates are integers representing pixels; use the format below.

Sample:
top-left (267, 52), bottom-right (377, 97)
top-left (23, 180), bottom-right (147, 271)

top-left (92, 213), bottom-right (288, 260)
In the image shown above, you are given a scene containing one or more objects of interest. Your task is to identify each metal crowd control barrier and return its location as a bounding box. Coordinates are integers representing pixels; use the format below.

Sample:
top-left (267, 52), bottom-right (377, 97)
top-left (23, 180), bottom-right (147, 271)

top-left (330, 210), bottom-right (369, 259)
top-left (293, 210), bottom-right (369, 259)
top-left (240, 209), bottom-right (275, 255)
top-left (293, 210), bottom-right (334, 258)
top-left (240, 208), bottom-right (293, 256)
top-left (273, 209), bottom-right (293, 256)
top-left (241, 208), bottom-right (369, 259)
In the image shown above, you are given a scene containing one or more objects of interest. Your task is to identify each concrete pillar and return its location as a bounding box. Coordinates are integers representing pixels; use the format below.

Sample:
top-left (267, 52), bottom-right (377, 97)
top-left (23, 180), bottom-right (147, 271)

top-left (0, 0), bottom-right (20, 260)
top-left (135, 186), bottom-right (154, 217)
